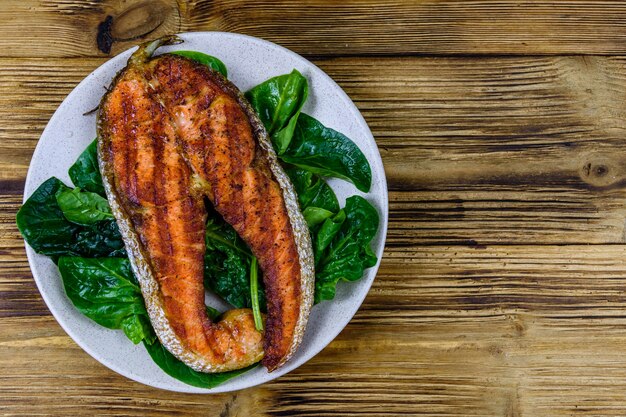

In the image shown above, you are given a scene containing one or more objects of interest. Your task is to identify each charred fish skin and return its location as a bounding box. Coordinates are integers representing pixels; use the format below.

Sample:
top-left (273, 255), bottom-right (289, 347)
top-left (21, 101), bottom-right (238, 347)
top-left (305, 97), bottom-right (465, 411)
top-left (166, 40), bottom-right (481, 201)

top-left (98, 36), bottom-right (314, 373)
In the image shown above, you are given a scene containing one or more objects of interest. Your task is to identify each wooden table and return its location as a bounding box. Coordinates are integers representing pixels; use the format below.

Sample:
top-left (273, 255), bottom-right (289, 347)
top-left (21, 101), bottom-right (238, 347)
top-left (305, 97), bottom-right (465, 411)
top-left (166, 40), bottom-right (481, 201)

top-left (4, 1), bottom-right (626, 415)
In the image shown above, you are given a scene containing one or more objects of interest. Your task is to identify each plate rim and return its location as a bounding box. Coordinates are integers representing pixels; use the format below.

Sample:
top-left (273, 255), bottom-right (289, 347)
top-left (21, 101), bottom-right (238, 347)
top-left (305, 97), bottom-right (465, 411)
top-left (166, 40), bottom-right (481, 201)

top-left (23, 31), bottom-right (389, 393)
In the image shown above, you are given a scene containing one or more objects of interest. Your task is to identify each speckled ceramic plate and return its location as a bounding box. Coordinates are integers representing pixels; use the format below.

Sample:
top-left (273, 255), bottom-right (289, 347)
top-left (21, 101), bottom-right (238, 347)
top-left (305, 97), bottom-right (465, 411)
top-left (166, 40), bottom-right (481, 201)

top-left (23, 32), bottom-right (388, 393)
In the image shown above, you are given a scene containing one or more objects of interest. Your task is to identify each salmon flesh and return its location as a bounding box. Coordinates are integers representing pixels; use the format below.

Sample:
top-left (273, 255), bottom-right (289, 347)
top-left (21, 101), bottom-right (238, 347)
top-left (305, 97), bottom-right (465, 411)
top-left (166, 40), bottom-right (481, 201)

top-left (97, 36), bottom-right (314, 373)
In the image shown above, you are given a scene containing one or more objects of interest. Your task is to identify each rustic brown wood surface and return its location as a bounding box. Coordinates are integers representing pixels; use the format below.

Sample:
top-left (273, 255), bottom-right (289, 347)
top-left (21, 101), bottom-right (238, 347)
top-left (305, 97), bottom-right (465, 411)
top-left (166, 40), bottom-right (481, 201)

top-left (3, 1), bottom-right (626, 416)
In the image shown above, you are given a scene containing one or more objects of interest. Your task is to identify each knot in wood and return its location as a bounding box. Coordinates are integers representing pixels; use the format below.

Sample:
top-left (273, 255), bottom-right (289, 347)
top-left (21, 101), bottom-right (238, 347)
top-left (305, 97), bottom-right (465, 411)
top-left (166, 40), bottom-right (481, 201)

top-left (580, 158), bottom-right (622, 188)
top-left (97, 1), bottom-right (179, 54)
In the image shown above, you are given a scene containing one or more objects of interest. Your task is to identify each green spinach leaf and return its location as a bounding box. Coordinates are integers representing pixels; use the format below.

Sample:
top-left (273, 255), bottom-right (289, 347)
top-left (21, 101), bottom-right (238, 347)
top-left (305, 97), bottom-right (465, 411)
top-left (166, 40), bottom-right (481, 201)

top-left (170, 51), bottom-right (228, 77)
top-left (204, 217), bottom-right (266, 312)
top-left (73, 220), bottom-right (126, 258)
top-left (121, 314), bottom-right (154, 345)
top-left (56, 187), bottom-right (113, 225)
top-left (58, 257), bottom-right (153, 344)
top-left (314, 209), bottom-right (346, 263)
top-left (245, 69), bottom-right (308, 154)
top-left (284, 166), bottom-right (339, 213)
top-left (69, 139), bottom-right (105, 196)
top-left (16, 177), bottom-right (80, 257)
top-left (314, 196), bottom-right (378, 302)
top-left (205, 305), bottom-right (221, 321)
top-left (144, 338), bottom-right (256, 388)
top-left (17, 177), bottom-right (125, 258)
top-left (303, 206), bottom-right (335, 228)
top-left (282, 113), bottom-right (372, 192)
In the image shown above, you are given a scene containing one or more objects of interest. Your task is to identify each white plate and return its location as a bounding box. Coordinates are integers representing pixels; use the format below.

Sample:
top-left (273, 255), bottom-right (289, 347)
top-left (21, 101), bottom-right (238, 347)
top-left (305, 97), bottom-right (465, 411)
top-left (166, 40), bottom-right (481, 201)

top-left (23, 32), bottom-right (388, 393)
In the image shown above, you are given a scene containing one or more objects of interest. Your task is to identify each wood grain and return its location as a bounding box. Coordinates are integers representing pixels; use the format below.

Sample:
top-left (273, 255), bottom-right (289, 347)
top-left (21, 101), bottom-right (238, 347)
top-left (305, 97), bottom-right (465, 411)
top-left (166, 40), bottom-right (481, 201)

top-left (4, 56), bottom-right (626, 244)
top-left (5, 241), bottom-right (626, 415)
top-left (5, 1), bottom-right (626, 415)
top-left (3, 1), bottom-right (626, 57)
top-left (3, 140), bottom-right (626, 416)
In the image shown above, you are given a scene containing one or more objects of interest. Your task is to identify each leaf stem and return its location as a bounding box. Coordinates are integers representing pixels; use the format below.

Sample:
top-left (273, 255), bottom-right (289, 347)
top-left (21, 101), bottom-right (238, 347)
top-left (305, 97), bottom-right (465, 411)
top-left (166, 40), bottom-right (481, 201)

top-left (250, 256), bottom-right (263, 331)
top-left (205, 227), bottom-right (251, 257)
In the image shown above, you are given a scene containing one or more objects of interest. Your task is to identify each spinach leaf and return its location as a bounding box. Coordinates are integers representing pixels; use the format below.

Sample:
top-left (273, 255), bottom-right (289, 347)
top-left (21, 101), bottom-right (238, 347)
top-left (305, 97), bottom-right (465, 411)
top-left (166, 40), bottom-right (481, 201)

top-left (56, 187), bottom-right (113, 225)
top-left (205, 305), bottom-right (221, 321)
top-left (144, 338), bottom-right (256, 389)
top-left (282, 113), bottom-right (372, 192)
top-left (17, 177), bottom-right (125, 258)
top-left (69, 139), bottom-right (105, 196)
top-left (58, 257), bottom-right (153, 344)
top-left (245, 69), bottom-right (308, 154)
top-left (204, 217), bottom-right (266, 312)
top-left (122, 314), bottom-right (154, 345)
top-left (16, 177), bottom-right (80, 257)
top-left (314, 209), bottom-right (346, 263)
top-left (314, 196), bottom-right (379, 303)
top-left (169, 51), bottom-right (228, 77)
top-left (303, 206), bottom-right (335, 228)
top-left (285, 166), bottom-right (339, 213)
top-left (73, 220), bottom-right (127, 258)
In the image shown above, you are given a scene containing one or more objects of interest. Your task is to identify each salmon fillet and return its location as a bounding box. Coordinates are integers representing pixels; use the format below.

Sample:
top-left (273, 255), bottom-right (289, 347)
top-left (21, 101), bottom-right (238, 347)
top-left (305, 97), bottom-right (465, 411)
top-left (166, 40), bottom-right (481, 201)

top-left (97, 36), bottom-right (314, 373)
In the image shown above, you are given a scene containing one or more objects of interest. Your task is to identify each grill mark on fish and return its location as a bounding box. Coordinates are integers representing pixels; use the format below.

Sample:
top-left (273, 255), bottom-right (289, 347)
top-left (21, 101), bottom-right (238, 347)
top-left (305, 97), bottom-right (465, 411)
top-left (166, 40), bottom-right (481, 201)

top-left (98, 36), bottom-right (314, 373)
top-left (223, 98), bottom-right (250, 226)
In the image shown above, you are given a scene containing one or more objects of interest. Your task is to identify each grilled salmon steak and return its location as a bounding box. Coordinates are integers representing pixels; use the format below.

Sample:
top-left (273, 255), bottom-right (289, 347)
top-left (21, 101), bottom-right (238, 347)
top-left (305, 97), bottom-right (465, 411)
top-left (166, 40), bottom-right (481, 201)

top-left (98, 36), bottom-right (314, 373)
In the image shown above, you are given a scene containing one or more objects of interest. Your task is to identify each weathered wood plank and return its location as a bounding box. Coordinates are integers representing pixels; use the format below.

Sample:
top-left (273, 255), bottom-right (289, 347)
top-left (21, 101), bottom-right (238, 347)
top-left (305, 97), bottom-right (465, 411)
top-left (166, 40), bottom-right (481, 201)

top-left (183, 0), bottom-right (626, 57)
top-left (4, 1), bottom-right (626, 57)
top-left (322, 55), bottom-right (626, 244)
top-left (4, 56), bottom-right (626, 244)
top-left (6, 1), bottom-right (626, 416)
top-left (4, 244), bottom-right (626, 415)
